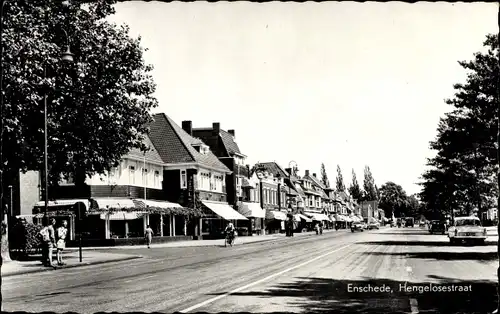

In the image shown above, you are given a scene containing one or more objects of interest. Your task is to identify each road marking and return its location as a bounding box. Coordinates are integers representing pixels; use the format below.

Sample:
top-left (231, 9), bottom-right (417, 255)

top-left (178, 243), bottom-right (352, 313)
top-left (409, 298), bottom-right (419, 313)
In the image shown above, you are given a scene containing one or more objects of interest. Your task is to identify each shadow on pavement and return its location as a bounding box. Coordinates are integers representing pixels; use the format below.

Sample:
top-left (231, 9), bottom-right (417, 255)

top-left (360, 251), bottom-right (498, 262)
top-left (358, 240), bottom-right (497, 247)
top-left (207, 276), bottom-right (498, 313)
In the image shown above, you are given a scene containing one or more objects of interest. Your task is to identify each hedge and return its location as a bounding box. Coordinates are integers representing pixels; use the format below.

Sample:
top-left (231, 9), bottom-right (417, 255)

top-left (10, 221), bottom-right (43, 257)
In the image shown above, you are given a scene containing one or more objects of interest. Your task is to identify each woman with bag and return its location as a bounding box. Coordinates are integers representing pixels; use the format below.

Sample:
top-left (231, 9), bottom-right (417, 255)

top-left (56, 220), bottom-right (68, 266)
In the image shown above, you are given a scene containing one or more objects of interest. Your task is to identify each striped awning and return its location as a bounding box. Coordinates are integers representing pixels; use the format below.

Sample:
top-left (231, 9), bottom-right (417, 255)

top-left (294, 213), bottom-right (312, 222)
top-left (305, 212), bottom-right (331, 222)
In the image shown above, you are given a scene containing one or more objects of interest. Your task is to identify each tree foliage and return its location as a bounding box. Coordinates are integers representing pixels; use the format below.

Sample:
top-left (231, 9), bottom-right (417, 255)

top-left (335, 165), bottom-right (345, 192)
top-left (363, 166), bottom-right (378, 201)
top-left (2, 0), bottom-right (158, 186)
top-left (320, 163), bottom-right (330, 188)
top-left (419, 34), bottom-right (499, 219)
top-left (348, 169), bottom-right (363, 201)
top-left (379, 181), bottom-right (409, 218)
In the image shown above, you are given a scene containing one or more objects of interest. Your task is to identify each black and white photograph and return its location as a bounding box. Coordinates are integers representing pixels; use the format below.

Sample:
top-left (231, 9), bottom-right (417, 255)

top-left (1, 1), bottom-right (500, 313)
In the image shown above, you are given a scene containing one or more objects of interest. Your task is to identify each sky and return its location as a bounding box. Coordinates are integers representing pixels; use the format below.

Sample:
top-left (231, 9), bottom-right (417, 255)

top-left (108, 1), bottom-right (497, 196)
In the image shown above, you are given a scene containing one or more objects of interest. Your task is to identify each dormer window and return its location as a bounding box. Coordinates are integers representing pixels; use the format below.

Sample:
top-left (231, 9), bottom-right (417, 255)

top-left (192, 143), bottom-right (210, 155)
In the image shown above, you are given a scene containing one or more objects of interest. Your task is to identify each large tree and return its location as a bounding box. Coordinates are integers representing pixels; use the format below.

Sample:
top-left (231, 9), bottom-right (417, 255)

top-left (1, 1), bottom-right (157, 185)
top-left (348, 169), bottom-right (363, 201)
top-left (363, 166), bottom-right (378, 201)
top-left (1, 1), bottom-right (157, 260)
top-left (379, 181), bottom-right (409, 218)
top-left (420, 34), bottom-right (498, 220)
top-left (336, 165), bottom-right (345, 192)
top-left (320, 163), bottom-right (330, 188)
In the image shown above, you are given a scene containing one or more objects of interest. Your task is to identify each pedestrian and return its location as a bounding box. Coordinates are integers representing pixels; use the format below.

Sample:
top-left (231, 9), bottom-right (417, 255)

top-left (56, 220), bottom-right (68, 266)
top-left (144, 224), bottom-right (153, 248)
top-left (39, 218), bottom-right (56, 267)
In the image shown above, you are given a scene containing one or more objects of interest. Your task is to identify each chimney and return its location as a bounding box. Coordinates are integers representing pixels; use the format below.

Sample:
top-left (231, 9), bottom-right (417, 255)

top-left (228, 129), bottom-right (235, 137)
top-left (213, 122), bottom-right (220, 135)
top-left (285, 168), bottom-right (292, 176)
top-left (182, 121), bottom-right (192, 136)
top-left (313, 173), bottom-right (317, 178)
top-left (305, 170), bottom-right (310, 176)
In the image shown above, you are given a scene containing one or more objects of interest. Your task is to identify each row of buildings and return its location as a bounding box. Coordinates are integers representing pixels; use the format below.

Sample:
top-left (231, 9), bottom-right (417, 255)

top-left (11, 113), bottom-right (385, 244)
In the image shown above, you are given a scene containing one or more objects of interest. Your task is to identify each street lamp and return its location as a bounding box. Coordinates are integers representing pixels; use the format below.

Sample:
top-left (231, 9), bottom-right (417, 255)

top-left (43, 29), bottom-right (74, 226)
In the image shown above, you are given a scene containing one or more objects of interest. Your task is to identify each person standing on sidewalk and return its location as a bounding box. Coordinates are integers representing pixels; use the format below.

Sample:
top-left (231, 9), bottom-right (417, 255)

top-left (56, 220), bottom-right (68, 265)
top-left (40, 218), bottom-right (57, 267)
top-left (144, 225), bottom-right (153, 248)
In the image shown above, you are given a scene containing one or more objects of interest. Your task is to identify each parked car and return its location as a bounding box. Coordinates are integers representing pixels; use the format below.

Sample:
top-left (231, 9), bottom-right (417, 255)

top-left (448, 216), bottom-right (487, 245)
top-left (351, 222), bottom-right (364, 232)
top-left (405, 217), bottom-right (414, 227)
top-left (429, 221), bottom-right (446, 235)
top-left (367, 222), bottom-right (380, 230)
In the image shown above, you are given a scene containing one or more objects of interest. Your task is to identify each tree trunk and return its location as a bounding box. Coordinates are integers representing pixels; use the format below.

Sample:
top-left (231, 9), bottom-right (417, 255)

top-left (1, 211), bottom-right (11, 263)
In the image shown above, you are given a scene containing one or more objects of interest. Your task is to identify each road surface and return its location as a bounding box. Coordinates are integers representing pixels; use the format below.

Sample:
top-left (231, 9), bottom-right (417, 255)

top-left (2, 227), bottom-right (499, 313)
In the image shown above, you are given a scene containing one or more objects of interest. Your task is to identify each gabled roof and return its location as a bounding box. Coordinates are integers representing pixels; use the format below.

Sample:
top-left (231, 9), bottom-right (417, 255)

top-left (306, 174), bottom-right (328, 190)
top-left (149, 113), bottom-right (231, 173)
top-left (219, 130), bottom-right (242, 156)
top-left (256, 162), bottom-right (289, 178)
top-left (125, 134), bottom-right (164, 164)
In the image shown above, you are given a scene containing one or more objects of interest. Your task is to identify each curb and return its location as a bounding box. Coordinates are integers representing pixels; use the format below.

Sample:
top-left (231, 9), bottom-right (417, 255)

top-left (2, 255), bottom-right (142, 278)
top-left (64, 229), bottom-right (347, 250)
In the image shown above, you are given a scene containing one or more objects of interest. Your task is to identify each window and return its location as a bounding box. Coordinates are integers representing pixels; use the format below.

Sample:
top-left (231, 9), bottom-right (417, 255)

top-left (154, 171), bottom-right (160, 187)
top-left (180, 170), bottom-right (187, 189)
top-left (129, 166), bottom-right (136, 185)
top-left (142, 168), bottom-right (148, 186)
top-left (265, 189), bottom-right (269, 204)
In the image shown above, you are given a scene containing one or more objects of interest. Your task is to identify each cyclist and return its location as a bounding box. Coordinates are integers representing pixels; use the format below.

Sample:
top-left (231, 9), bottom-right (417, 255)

top-left (225, 221), bottom-right (235, 244)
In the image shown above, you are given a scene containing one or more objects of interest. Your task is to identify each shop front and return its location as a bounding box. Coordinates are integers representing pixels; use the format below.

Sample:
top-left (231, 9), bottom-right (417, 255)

top-left (238, 202), bottom-right (266, 236)
top-left (201, 201), bottom-right (248, 239)
top-left (265, 210), bottom-right (287, 234)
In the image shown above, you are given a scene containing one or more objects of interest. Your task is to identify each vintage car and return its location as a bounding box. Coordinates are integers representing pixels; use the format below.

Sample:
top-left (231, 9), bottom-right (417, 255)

top-left (367, 222), bottom-right (380, 230)
top-left (351, 222), bottom-right (365, 232)
top-left (429, 220), bottom-right (446, 235)
top-left (448, 216), bottom-right (487, 245)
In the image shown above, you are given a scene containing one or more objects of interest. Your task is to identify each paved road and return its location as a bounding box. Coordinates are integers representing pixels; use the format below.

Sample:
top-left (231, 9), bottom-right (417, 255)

top-left (2, 227), bottom-right (499, 313)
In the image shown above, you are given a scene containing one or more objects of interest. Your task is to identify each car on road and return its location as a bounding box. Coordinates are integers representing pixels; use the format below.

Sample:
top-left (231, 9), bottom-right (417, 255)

top-left (367, 222), bottom-right (380, 230)
top-left (429, 221), bottom-right (446, 235)
top-left (405, 217), bottom-right (414, 227)
top-left (448, 216), bottom-right (487, 245)
top-left (351, 222), bottom-right (364, 232)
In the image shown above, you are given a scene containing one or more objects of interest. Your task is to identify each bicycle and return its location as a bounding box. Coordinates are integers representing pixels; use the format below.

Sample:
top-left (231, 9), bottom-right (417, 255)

top-left (225, 231), bottom-right (235, 247)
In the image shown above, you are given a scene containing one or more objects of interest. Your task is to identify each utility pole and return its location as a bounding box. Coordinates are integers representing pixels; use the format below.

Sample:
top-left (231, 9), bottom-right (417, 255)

top-left (496, 2), bottom-right (500, 313)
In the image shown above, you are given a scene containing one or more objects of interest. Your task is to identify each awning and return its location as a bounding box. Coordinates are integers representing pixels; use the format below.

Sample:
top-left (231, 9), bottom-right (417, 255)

top-left (266, 210), bottom-right (287, 221)
top-left (344, 216), bottom-right (352, 222)
top-left (329, 215), bottom-right (336, 222)
top-left (305, 212), bottom-right (331, 221)
top-left (202, 201), bottom-right (248, 220)
top-left (138, 199), bottom-right (183, 210)
top-left (35, 199), bottom-right (90, 209)
top-left (92, 198), bottom-right (141, 210)
top-left (350, 216), bottom-right (360, 222)
top-left (100, 212), bottom-right (144, 220)
top-left (239, 202), bottom-right (265, 218)
top-left (294, 213), bottom-right (312, 222)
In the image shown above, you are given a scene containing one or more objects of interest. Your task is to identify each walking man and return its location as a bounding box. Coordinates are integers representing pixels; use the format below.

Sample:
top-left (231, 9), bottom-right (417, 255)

top-left (40, 218), bottom-right (56, 267)
top-left (144, 224), bottom-right (153, 248)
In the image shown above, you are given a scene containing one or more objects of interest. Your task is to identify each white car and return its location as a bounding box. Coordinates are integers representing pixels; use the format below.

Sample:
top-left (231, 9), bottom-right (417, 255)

top-left (448, 216), bottom-right (487, 245)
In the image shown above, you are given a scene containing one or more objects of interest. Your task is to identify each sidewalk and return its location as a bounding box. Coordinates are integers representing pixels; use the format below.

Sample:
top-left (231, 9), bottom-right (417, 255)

top-left (2, 250), bottom-right (142, 278)
top-left (65, 228), bottom-right (348, 251)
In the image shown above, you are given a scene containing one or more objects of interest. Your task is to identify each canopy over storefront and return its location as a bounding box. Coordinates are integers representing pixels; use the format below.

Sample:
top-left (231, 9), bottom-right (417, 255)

top-left (202, 201), bottom-right (248, 220)
top-left (294, 213), bottom-right (312, 222)
top-left (99, 212), bottom-right (144, 220)
top-left (92, 198), bottom-right (140, 210)
top-left (266, 210), bottom-right (287, 221)
top-left (305, 212), bottom-right (331, 222)
top-left (239, 202), bottom-right (266, 218)
top-left (34, 199), bottom-right (91, 210)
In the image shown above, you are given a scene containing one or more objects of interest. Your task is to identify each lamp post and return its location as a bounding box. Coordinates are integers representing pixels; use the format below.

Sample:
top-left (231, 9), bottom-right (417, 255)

top-left (496, 3), bottom-right (500, 313)
top-left (43, 30), bottom-right (74, 227)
